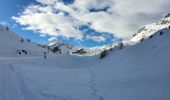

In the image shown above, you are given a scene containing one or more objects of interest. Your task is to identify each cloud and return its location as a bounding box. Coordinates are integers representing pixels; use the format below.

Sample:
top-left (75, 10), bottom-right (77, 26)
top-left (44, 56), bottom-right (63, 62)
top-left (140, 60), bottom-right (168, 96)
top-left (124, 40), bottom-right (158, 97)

top-left (0, 21), bottom-right (10, 26)
top-left (36, 0), bottom-right (58, 5)
top-left (12, 0), bottom-right (170, 41)
top-left (48, 37), bottom-right (57, 41)
top-left (86, 35), bottom-right (106, 42)
top-left (12, 3), bottom-right (83, 40)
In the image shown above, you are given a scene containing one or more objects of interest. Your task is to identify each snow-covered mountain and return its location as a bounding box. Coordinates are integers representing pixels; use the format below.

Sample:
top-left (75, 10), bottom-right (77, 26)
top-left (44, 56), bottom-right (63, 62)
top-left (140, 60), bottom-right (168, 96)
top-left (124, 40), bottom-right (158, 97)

top-left (1, 12), bottom-right (169, 57)
top-left (47, 40), bottom-right (77, 54)
top-left (131, 13), bottom-right (170, 43)
top-left (1, 27), bottom-right (170, 100)
top-left (0, 24), bottom-right (47, 56)
top-left (47, 40), bottom-right (100, 56)
top-left (47, 39), bottom-right (126, 56)
top-left (0, 24), bottom-right (120, 57)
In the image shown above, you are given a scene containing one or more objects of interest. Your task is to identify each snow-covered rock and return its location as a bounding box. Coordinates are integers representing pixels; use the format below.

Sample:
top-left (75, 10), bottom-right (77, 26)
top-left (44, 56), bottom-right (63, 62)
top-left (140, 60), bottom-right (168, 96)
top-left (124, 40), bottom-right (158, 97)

top-left (131, 13), bottom-right (170, 43)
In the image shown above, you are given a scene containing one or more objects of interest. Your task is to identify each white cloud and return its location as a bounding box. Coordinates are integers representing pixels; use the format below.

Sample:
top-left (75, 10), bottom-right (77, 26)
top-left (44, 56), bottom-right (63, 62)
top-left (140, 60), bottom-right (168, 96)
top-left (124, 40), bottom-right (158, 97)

top-left (72, 0), bottom-right (113, 11)
top-left (48, 37), bottom-right (57, 42)
top-left (12, 0), bottom-right (170, 40)
top-left (12, 4), bottom-right (83, 40)
top-left (86, 35), bottom-right (106, 42)
top-left (0, 21), bottom-right (10, 26)
top-left (36, 0), bottom-right (58, 5)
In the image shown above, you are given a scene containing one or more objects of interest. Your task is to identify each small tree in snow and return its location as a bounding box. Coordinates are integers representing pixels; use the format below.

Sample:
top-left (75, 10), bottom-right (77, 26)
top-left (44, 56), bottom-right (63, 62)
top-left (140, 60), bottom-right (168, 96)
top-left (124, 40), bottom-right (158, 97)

top-left (6, 27), bottom-right (9, 31)
top-left (52, 46), bottom-right (61, 53)
top-left (44, 52), bottom-right (47, 59)
top-left (149, 35), bottom-right (154, 39)
top-left (118, 42), bottom-right (124, 49)
top-left (20, 38), bottom-right (24, 43)
top-left (160, 31), bottom-right (164, 36)
top-left (27, 39), bottom-right (31, 43)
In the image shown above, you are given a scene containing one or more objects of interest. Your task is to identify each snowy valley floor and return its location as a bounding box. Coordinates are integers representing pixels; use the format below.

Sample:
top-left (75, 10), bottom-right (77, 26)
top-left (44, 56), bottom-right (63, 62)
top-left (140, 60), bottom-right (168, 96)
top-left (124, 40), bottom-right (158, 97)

top-left (1, 29), bottom-right (170, 100)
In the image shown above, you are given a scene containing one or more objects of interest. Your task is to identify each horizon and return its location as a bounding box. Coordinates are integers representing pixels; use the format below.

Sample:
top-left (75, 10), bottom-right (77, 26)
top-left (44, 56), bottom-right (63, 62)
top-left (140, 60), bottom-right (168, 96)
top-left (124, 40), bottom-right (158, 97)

top-left (0, 0), bottom-right (170, 47)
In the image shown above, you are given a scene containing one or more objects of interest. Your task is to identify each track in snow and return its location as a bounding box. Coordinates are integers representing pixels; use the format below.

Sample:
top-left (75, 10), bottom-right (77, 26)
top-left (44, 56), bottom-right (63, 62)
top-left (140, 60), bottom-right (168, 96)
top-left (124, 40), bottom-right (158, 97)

top-left (89, 70), bottom-right (104, 100)
top-left (0, 64), bottom-right (23, 100)
top-left (0, 64), bottom-right (38, 100)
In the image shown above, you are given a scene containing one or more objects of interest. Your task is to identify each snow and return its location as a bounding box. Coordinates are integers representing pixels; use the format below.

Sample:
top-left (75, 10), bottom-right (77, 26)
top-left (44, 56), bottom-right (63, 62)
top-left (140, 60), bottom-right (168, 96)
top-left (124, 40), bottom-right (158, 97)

top-left (1, 27), bottom-right (170, 100)
top-left (0, 25), bottom-right (47, 57)
top-left (130, 15), bottom-right (170, 43)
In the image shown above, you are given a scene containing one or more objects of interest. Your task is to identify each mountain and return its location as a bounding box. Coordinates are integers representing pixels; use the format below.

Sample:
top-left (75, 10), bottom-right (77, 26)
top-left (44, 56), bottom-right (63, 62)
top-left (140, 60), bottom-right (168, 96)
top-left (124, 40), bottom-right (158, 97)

top-left (94, 13), bottom-right (170, 58)
top-left (0, 24), bottom-right (47, 56)
top-left (131, 13), bottom-right (170, 43)
top-left (1, 26), bottom-right (170, 100)
top-left (47, 40), bottom-right (101, 56)
top-left (47, 40), bottom-right (77, 54)
top-left (47, 38), bottom-right (126, 56)
top-left (46, 13), bottom-right (170, 57)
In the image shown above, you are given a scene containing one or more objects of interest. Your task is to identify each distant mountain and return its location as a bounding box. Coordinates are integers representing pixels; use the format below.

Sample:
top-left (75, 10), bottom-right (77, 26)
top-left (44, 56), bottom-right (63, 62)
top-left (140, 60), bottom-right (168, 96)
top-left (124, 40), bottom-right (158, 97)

top-left (47, 40), bottom-right (74, 54)
top-left (47, 40), bottom-right (100, 56)
top-left (47, 39), bottom-right (126, 57)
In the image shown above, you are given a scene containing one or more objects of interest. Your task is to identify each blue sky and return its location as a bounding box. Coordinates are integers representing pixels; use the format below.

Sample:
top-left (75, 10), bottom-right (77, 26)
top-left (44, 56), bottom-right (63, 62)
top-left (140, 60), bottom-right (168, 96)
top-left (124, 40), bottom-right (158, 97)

top-left (0, 0), bottom-right (50, 43)
top-left (0, 0), bottom-right (116, 47)
top-left (0, 0), bottom-right (169, 47)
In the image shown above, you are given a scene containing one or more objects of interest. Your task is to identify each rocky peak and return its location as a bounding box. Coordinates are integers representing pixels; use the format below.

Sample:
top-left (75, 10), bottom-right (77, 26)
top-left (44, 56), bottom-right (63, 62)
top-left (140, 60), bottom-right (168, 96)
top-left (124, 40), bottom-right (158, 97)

top-left (164, 13), bottom-right (170, 18)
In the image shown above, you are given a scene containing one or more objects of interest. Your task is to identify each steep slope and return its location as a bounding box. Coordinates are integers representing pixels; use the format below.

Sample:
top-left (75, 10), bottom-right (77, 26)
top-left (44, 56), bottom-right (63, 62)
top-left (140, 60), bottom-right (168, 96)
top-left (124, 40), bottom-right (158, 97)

top-left (0, 25), bottom-right (47, 56)
top-left (131, 13), bottom-right (170, 43)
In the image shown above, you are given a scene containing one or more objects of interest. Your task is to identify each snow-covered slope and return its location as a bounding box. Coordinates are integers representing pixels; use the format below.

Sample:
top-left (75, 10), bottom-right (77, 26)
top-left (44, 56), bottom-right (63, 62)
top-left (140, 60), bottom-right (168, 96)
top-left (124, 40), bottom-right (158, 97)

top-left (0, 25), bottom-right (47, 56)
top-left (1, 28), bottom-right (170, 100)
top-left (131, 13), bottom-right (170, 43)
